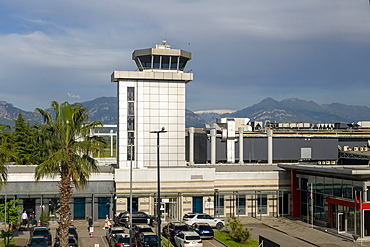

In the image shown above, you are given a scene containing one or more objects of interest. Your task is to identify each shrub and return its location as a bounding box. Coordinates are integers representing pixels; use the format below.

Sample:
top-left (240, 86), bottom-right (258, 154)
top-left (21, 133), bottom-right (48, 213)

top-left (39, 211), bottom-right (50, 225)
top-left (225, 215), bottom-right (252, 244)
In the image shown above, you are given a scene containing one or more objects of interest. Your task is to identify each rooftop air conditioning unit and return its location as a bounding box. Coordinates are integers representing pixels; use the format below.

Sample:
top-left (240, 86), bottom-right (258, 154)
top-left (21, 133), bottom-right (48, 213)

top-left (318, 161), bottom-right (321, 165)
top-left (354, 147), bottom-right (359, 151)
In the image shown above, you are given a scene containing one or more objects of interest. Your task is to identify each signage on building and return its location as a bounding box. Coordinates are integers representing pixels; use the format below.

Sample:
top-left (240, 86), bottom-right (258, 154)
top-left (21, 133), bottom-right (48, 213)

top-left (206, 202), bottom-right (214, 209)
top-left (162, 198), bottom-right (169, 203)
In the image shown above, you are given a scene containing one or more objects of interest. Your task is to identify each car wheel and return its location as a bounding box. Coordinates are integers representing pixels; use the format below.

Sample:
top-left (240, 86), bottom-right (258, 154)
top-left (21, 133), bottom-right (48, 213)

top-left (191, 223), bottom-right (196, 229)
top-left (216, 222), bottom-right (223, 230)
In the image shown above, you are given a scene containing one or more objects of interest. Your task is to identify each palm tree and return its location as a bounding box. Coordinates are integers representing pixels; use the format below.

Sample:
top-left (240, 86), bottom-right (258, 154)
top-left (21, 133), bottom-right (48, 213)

top-left (34, 101), bottom-right (107, 247)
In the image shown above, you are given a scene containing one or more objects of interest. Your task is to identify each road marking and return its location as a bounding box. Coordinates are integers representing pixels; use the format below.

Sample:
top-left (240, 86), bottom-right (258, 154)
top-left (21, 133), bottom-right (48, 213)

top-left (101, 236), bottom-right (109, 247)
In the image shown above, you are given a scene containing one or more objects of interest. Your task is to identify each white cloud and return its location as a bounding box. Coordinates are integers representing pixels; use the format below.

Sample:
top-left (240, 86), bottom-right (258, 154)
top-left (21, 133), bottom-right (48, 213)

top-left (67, 93), bottom-right (80, 99)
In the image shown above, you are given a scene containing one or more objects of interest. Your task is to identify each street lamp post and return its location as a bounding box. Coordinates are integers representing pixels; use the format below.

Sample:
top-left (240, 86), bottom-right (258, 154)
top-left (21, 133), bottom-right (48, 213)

top-left (151, 127), bottom-right (167, 247)
top-left (129, 136), bottom-right (135, 247)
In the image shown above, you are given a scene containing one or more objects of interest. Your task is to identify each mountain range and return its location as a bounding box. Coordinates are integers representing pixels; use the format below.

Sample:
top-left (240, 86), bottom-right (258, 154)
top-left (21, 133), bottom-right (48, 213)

top-left (1, 97), bottom-right (370, 128)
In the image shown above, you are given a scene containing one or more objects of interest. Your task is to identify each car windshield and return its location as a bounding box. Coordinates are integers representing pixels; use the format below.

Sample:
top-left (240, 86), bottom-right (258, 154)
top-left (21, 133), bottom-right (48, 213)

top-left (112, 229), bottom-right (125, 234)
top-left (183, 214), bottom-right (195, 219)
top-left (144, 236), bottom-right (158, 242)
top-left (175, 225), bottom-right (188, 231)
top-left (141, 228), bottom-right (153, 232)
top-left (30, 238), bottom-right (47, 245)
top-left (186, 236), bottom-right (200, 240)
top-left (199, 226), bottom-right (212, 230)
top-left (33, 230), bottom-right (49, 236)
top-left (68, 239), bottom-right (76, 244)
top-left (69, 228), bottom-right (77, 234)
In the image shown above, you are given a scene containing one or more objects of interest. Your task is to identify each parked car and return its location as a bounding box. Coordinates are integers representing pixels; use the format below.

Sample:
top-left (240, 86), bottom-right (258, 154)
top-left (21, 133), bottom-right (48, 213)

top-left (136, 232), bottom-right (158, 247)
top-left (56, 226), bottom-right (78, 242)
top-left (162, 222), bottom-right (189, 241)
top-left (106, 227), bottom-right (125, 244)
top-left (30, 227), bottom-right (52, 245)
top-left (117, 211), bottom-right (155, 227)
top-left (193, 224), bottom-right (214, 239)
top-left (132, 225), bottom-right (153, 242)
top-left (174, 231), bottom-right (203, 247)
top-left (110, 234), bottom-right (131, 247)
top-left (27, 236), bottom-right (48, 247)
top-left (54, 235), bottom-right (78, 247)
top-left (183, 213), bottom-right (224, 230)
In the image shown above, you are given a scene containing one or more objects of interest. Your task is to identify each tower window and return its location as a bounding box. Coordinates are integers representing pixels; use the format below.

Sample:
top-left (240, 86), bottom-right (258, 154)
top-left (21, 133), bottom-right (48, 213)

top-left (153, 55), bottom-right (160, 69)
top-left (128, 87), bottom-right (135, 101)
top-left (161, 56), bottom-right (170, 69)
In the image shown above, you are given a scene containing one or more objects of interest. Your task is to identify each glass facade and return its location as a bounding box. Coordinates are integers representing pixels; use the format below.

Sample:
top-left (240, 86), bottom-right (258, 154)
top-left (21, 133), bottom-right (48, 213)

top-left (257, 194), bottom-right (267, 215)
top-left (136, 55), bottom-right (189, 71)
top-left (127, 87), bottom-right (135, 160)
top-left (297, 173), bottom-right (365, 234)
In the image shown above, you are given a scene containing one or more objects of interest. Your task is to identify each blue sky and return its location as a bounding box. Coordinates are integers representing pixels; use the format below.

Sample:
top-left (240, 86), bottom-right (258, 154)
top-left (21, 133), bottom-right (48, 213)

top-left (1, 1), bottom-right (370, 112)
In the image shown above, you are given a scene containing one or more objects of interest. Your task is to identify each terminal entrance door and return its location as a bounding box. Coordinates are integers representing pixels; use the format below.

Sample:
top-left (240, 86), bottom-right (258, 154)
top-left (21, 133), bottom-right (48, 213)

top-left (337, 211), bottom-right (346, 233)
top-left (161, 198), bottom-right (177, 222)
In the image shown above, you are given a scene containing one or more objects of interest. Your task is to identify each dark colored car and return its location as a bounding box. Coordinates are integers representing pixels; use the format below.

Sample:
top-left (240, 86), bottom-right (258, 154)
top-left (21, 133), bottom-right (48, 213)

top-left (110, 234), bottom-right (132, 247)
top-left (133, 225), bottom-right (154, 242)
top-left (31, 227), bottom-right (52, 245)
top-left (162, 222), bottom-right (189, 241)
top-left (136, 232), bottom-right (158, 247)
top-left (194, 224), bottom-right (214, 239)
top-left (56, 226), bottom-right (78, 242)
top-left (28, 236), bottom-right (48, 247)
top-left (54, 235), bottom-right (78, 247)
top-left (106, 227), bottom-right (125, 244)
top-left (117, 211), bottom-right (155, 227)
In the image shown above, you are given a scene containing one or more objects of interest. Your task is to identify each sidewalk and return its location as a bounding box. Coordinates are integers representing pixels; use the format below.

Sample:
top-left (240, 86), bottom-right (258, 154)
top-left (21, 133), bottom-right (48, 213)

top-left (237, 216), bottom-right (369, 247)
top-left (10, 219), bottom-right (110, 247)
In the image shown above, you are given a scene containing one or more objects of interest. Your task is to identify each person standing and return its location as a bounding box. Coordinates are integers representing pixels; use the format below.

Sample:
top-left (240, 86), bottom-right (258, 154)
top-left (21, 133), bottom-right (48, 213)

top-left (104, 215), bottom-right (109, 229)
top-left (88, 216), bottom-right (93, 232)
top-left (21, 210), bottom-right (28, 226)
top-left (31, 211), bottom-right (36, 226)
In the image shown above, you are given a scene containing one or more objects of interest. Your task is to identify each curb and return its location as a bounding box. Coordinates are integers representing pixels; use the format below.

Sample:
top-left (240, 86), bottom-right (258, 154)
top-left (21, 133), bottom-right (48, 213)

top-left (213, 237), bottom-right (229, 247)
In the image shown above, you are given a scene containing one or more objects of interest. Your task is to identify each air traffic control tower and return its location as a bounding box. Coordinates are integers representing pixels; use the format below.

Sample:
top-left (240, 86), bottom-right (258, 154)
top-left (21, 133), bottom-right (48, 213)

top-left (111, 41), bottom-right (193, 169)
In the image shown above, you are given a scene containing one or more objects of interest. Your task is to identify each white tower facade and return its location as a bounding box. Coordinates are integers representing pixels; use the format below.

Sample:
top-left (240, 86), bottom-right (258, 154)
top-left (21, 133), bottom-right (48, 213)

top-left (111, 42), bottom-right (193, 169)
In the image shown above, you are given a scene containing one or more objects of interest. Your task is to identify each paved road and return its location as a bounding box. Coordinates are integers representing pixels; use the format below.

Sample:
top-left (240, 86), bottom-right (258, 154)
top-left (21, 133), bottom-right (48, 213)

top-left (203, 239), bottom-right (226, 247)
top-left (248, 223), bottom-right (314, 247)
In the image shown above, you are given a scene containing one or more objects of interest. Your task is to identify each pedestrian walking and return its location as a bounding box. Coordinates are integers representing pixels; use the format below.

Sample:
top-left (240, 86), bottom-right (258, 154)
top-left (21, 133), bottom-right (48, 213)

top-left (114, 214), bottom-right (119, 227)
top-left (88, 216), bottom-right (93, 232)
top-left (21, 210), bottom-right (28, 226)
top-left (104, 215), bottom-right (109, 229)
top-left (31, 211), bottom-right (36, 226)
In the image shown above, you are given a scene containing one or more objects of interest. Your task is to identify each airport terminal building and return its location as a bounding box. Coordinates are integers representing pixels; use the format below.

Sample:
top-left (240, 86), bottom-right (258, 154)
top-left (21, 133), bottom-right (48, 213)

top-left (3, 42), bottom-right (370, 239)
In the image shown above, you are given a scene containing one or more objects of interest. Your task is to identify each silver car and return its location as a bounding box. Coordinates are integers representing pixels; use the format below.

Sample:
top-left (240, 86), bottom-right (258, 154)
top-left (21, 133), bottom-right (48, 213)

top-left (183, 213), bottom-right (224, 230)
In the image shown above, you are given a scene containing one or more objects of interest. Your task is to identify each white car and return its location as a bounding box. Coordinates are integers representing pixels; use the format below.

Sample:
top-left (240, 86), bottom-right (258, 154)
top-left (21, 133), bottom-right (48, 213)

top-left (183, 213), bottom-right (225, 230)
top-left (174, 231), bottom-right (203, 247)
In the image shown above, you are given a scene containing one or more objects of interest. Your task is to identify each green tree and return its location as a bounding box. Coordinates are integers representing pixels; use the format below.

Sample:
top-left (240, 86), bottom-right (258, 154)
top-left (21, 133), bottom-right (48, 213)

top-left (13, 111), bottom-right (41, 165)
top-left (34, 101), bottom-right (106, 247)
top-left (0, 124), bottom-right (16, 188)
top-left (0, 199), bottom-right (22, 245)
top-left (226, 215), bottom-right (252, 244)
